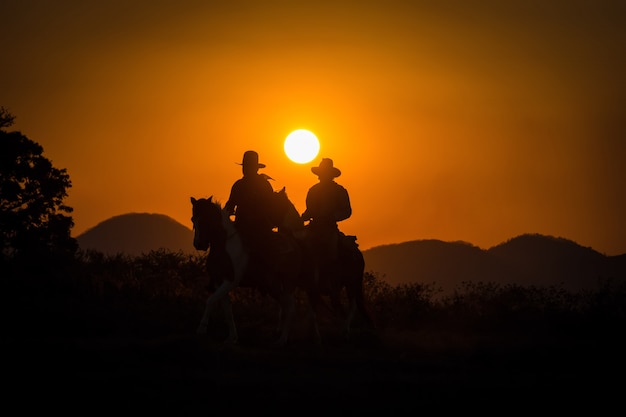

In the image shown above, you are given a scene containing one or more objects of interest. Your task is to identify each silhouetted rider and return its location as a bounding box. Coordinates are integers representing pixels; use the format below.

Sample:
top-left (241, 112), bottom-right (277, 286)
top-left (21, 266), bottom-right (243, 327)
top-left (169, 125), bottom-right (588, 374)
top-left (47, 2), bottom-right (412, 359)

top-left (301, 158), bottom-right (352, 262)
top-left (225, 150), bottom-right (275, 259)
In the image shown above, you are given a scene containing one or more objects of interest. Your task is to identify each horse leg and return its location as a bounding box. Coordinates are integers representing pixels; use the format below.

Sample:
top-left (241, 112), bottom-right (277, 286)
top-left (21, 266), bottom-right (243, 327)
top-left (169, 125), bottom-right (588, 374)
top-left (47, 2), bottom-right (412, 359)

top-left (305, 266), bottom-right (326, 344)
top-left (276, 300), bottom-right (299, 341)
top-left (197, 279), bottom-right (236, 335)
top-left (306, 292), bottom-right (323, 345)
top-left (325, 265), bottom-right (350, 336)
top-left (330, 290), bottom-right (346, 318)
top-left (344, 297), bottom-right (358, 339)
top-left (343, 271), bottom-right (374, 339)
top-left (274, 292), bottom-right (295, 346)
top-left (220, 295), bottom-right (238, 346)
top-left (344, 294), bottom-right (375, 340)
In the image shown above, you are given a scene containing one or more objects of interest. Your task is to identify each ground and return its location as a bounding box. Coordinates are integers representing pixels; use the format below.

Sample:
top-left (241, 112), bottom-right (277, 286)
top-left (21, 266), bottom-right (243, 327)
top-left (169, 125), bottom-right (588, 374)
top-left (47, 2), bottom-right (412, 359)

top-left (3, 322), bottom-right (622, 415)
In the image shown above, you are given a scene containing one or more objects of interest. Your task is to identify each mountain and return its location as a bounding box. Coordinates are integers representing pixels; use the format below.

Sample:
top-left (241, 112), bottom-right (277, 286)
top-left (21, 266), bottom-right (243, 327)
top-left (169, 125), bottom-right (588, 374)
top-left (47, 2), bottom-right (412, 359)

top-left (362, 234), bottom-right (626, 295)
top-left (76, 214), bottom-right (625, 294)
top-left (76, 213), bottom-right (196, 256)
top-left (362, 239), bottom-right (497, 288)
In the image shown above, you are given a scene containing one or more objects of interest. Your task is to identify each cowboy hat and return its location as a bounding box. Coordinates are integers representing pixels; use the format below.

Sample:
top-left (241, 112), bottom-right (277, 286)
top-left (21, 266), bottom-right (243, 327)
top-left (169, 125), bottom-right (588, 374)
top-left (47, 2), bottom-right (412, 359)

top-left (237, 150), bottom-right (266, 168)
top-left (311, 158), bottom-right (341, 178)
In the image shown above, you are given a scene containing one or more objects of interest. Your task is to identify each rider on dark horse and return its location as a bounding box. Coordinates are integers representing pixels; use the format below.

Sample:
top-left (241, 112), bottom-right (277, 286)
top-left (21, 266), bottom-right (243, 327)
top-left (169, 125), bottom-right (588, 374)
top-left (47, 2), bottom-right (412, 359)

top-left (225, 150), bottom-right (277, 272)
top-left (301, 158), bottom-right (354, 267)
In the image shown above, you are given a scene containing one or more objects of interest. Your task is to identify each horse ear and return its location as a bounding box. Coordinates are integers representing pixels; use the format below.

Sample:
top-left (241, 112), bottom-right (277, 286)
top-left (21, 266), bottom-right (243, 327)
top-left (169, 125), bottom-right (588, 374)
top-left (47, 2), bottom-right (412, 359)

top-left (280, 186), bottom-right (286, 192)
top-left (191, 197), bottom-right (197, 204)
top-left (208, 195), bottom-right (213, 202)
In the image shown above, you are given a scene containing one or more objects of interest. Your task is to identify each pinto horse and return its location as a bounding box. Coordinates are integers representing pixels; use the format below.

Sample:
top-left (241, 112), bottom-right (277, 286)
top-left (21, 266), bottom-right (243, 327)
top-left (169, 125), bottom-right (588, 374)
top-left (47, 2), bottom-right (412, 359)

top-left (270, 187), bottom-right (374, 339)
top-left (190, 195), bottom-right (303, 346)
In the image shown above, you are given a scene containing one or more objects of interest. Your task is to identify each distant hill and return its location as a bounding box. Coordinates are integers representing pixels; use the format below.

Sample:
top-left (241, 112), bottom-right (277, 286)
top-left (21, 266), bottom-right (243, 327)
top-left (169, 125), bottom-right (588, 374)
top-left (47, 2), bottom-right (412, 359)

top-left (362, 234), bottom-right (626, 295)
top-left (76, 213), bottom-right (195, 256)
top-left (76, 215), bottom-right (626, 294)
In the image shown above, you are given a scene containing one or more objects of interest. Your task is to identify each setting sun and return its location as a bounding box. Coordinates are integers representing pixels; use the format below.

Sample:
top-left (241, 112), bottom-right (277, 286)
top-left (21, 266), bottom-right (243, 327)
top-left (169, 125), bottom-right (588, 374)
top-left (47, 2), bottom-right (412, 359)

top-left (284, 129), bottom-right (320, 164)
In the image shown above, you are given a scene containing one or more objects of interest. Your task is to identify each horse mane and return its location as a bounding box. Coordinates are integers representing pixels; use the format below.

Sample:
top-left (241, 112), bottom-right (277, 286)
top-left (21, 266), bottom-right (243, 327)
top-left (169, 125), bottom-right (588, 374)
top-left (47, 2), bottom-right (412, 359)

top-left (208, 196), bottom-right (223, 208)
top-left (192, 196), bottom-right (232, 227)
top-left (272, 187), bottom-right (304, 233)
top-left (206, 197), bottom-right (233, 225)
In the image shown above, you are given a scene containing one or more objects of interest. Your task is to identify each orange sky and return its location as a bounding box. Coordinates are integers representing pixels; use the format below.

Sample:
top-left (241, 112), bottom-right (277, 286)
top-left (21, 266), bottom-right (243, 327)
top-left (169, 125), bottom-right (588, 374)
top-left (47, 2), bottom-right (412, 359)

top-left (2, 1), bottom-right (625, 255)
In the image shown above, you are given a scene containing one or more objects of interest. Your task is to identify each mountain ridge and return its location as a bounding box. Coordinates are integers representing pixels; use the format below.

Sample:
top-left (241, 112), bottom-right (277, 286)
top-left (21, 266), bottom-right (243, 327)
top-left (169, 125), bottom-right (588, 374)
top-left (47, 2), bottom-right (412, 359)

top-left (76, 213), bottom-right (626, 293)
top-left (362, 233), bottom-right (626, 294)
top-left (76, 212), bottom-right (196, 256)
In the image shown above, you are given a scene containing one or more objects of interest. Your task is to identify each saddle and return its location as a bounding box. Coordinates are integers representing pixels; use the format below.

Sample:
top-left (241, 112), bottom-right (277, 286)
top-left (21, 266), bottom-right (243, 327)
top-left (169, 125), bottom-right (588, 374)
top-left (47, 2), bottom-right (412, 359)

top-left (302, 227), bottom-right (359, 264)
top-left (342, 234), bottom-right (359, 248)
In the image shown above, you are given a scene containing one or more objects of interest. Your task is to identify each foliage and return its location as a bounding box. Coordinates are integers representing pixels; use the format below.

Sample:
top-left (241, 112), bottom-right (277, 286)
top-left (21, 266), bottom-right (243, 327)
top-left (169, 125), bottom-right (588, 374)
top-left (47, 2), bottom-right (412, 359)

top-left (3, 246), bottom-right (625, 342)
top-left (0, 107), bottom-right (76, 269)
top-left (0, 106), bottom-right (16, 129)
top-left (363, 271), bottom-right (440, 329)
top-left (75, 249), bottom-right (207, 298)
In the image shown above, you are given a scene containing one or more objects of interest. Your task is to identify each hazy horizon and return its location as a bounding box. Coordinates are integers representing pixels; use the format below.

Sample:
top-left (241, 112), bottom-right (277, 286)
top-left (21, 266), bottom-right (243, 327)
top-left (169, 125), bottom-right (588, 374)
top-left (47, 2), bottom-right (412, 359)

top-left (76, 211), bottom-right (626, 256)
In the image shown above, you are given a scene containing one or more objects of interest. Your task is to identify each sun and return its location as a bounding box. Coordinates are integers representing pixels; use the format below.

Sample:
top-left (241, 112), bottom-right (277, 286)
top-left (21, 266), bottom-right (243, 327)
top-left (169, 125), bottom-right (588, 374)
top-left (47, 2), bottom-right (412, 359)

top-left (284, 129), bottom-right (320, 164)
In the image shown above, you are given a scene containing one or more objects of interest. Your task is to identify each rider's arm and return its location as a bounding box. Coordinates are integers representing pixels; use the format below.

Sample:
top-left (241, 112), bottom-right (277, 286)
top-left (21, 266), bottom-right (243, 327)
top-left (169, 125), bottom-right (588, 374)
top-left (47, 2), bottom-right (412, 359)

top-left (224, 182), bottom-right (239, 215)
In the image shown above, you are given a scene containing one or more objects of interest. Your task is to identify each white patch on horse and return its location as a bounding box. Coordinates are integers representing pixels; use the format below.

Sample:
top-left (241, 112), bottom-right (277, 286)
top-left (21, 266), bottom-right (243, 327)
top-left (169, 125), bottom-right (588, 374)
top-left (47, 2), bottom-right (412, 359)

top-left (220, 207), bottom-right (248, 285)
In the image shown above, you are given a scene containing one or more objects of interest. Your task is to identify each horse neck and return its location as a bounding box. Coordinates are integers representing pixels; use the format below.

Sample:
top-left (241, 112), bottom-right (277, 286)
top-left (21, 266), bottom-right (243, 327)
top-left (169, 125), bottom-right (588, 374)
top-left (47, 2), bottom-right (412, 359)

top-left (278, 204), bottom-right (305, 238)
top-left (204, 209), bottom-right (231, 248)
top-left (219, 208), bottom-right (237, 238)
top-left (219, 208), bottom-right (246, 251)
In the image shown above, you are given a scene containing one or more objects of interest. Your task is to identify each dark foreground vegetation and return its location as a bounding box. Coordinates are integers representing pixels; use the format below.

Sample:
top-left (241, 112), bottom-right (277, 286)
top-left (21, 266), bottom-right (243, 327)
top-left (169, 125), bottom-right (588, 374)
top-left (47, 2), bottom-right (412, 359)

top-left (2, 249), bottom-right (626, 414)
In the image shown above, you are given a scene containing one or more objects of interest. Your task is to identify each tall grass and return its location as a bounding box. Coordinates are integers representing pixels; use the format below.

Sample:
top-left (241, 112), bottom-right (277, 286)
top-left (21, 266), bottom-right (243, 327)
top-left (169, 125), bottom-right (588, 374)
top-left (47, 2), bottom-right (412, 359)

top-left (2, 249), bottom-right (624, 343)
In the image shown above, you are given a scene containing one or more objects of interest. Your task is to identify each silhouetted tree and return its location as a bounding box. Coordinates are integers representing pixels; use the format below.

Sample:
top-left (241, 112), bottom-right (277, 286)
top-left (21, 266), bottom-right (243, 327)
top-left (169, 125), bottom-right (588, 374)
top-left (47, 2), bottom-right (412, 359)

top-left (0, 107), bottom-right (77, 272)
top-left (0, 107), bottom-right (16, 129)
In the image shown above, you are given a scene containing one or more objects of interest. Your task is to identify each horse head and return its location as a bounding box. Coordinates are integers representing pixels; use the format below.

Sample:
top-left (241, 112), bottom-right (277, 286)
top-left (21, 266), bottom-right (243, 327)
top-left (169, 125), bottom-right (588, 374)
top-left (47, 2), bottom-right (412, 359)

top-left (271, 186), bottom-right (304, 235)
top-left (190, 196), bottom-right (223, 251)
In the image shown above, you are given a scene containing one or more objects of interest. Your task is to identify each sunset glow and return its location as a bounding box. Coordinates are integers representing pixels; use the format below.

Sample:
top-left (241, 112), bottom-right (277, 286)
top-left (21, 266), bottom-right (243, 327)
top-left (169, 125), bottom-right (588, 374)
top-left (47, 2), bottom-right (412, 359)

top-left (2, 1), bottom-right (625, 255)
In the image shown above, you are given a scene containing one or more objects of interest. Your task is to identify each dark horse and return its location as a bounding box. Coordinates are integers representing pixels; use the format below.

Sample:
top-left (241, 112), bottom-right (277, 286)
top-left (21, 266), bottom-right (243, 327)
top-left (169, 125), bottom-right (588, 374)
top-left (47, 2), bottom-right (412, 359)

top-left (191, 195), bottom-right (304, 346)
top-left (269, 187), bottom-right (374, 339)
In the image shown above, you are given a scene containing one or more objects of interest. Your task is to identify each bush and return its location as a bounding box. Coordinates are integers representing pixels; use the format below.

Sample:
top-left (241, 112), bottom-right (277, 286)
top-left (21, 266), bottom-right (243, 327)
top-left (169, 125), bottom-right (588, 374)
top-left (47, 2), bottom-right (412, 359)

top-left (3, 249), bottom-right (625, 343)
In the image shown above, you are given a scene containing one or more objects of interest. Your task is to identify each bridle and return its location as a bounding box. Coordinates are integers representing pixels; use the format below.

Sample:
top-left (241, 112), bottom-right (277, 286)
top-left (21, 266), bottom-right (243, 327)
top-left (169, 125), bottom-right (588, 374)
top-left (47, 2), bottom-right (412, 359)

top-left (192, 201), bottom-right (238, 247)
